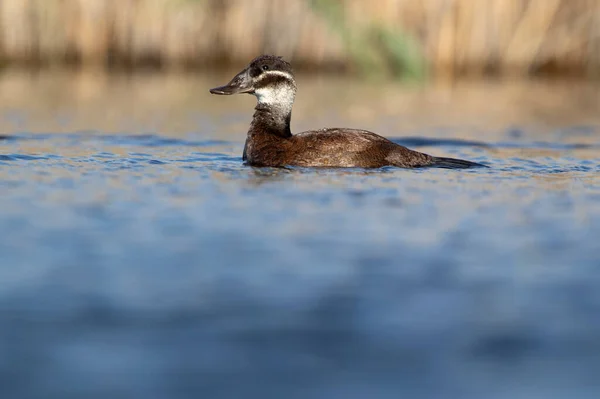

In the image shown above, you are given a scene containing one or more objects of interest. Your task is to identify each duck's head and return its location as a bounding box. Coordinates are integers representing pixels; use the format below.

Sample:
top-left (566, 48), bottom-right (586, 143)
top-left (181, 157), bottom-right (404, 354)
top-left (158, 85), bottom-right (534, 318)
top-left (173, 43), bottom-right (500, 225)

top-left (210, 55), bottom-right (296, 108)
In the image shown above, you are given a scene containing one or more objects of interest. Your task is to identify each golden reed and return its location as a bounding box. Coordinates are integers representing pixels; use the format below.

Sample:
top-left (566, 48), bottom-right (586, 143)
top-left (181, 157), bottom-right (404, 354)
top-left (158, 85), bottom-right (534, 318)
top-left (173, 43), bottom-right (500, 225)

top-left (0, 0), bottom-right (598, 77)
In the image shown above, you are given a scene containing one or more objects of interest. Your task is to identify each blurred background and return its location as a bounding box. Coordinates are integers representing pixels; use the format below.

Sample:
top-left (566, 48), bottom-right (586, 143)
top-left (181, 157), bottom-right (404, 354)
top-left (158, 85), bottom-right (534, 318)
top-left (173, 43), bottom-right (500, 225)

top-left (1, 0), bottom-right (599, 78)
top-left (1, 1), bottom-right (600, 399)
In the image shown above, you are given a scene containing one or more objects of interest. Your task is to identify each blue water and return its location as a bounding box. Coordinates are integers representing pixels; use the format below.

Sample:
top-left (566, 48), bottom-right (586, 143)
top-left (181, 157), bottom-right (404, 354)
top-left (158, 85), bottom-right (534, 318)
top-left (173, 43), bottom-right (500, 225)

top-left (1, 74), bottom-right (600, 398)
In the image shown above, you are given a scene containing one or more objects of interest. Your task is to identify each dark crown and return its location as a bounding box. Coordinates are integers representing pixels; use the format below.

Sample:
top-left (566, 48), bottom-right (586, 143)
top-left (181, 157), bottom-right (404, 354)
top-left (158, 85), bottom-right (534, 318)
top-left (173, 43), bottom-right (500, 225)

top-left (248, 55), bottom-right (294, 79)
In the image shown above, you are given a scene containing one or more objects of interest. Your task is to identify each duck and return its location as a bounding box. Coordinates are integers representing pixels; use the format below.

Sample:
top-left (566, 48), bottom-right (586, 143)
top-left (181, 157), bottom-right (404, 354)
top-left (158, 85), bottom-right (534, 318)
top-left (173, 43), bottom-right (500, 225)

top-left (209, 55), bottom-right (486, 169)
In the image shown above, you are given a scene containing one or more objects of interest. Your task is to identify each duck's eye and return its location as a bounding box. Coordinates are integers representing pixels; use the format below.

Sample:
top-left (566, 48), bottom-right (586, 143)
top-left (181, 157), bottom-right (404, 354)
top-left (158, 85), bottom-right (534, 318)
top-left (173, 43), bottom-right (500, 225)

top-left (262, 65), bottom-right (269, 71)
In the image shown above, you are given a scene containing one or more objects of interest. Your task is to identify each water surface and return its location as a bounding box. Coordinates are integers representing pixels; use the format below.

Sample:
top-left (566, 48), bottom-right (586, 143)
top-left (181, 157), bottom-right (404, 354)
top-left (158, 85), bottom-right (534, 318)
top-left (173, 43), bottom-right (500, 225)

top-left (1, 71), bottom-right (600, 399)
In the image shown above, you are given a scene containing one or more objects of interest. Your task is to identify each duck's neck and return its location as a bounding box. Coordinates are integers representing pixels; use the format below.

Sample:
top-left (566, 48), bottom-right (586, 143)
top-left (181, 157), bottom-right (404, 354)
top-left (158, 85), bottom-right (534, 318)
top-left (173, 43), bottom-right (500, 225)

top-left (249, 85), bottom-right (296, 138)
top-left (250, 104), bottom-right (292, 138)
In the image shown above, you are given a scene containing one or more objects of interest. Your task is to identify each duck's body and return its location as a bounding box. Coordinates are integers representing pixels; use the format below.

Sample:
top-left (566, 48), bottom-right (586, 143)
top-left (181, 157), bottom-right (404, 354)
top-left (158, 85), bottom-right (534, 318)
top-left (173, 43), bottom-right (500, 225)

top-left (244, 126), bottom-right (434, 168)
top-left (210, 55), bottom-right (485, 169)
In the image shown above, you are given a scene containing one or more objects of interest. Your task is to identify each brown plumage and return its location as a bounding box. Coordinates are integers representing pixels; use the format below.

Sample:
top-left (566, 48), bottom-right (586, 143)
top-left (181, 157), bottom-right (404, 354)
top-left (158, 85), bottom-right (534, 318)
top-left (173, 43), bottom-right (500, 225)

top-left (210, 55), bottom-right (486, 169)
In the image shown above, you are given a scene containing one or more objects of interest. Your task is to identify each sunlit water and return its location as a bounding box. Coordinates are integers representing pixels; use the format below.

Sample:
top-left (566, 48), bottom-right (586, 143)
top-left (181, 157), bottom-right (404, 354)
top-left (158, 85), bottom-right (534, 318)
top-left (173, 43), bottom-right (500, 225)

top-left (1, 71), bottom-right (600, 399)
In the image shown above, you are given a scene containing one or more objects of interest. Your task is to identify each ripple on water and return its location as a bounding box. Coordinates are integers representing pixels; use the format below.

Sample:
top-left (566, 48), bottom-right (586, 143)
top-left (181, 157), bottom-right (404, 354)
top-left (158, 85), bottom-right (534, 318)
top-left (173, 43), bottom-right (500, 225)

top-left (1, 130), bottom-right (600, 399)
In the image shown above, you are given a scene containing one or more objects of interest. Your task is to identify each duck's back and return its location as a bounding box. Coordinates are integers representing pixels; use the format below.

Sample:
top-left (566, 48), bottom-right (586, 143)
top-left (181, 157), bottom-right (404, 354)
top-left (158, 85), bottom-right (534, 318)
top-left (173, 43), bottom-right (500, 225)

top-left (286, 128), bottom-right (434, 168)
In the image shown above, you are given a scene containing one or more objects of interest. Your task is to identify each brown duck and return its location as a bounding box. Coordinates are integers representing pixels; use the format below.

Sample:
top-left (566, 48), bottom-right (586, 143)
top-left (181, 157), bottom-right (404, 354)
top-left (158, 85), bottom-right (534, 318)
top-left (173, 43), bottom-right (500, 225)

top-left (210, 55), bottom-right (485, 169)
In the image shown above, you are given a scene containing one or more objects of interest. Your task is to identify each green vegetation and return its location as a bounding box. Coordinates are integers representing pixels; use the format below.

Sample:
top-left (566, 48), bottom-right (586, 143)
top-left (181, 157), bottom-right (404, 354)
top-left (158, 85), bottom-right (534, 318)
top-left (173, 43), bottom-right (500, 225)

top-left (309, 0), bottom-right (426, 81)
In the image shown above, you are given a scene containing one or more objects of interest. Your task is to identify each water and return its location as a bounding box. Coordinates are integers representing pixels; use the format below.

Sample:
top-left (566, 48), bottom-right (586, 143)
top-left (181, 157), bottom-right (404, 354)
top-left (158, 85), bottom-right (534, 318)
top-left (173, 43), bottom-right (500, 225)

top-left (1, 71), bottom-right (600, 399)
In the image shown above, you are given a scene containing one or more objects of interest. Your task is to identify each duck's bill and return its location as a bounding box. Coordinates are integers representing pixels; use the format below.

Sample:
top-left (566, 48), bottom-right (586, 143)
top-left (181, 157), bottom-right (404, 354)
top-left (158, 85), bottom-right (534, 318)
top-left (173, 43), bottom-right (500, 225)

top-left (209, 69), bottom-right (254, 95)
top-left (209, 85), bottom-right (234, 95)
top-left (209, 84), bottom-right (254, 95)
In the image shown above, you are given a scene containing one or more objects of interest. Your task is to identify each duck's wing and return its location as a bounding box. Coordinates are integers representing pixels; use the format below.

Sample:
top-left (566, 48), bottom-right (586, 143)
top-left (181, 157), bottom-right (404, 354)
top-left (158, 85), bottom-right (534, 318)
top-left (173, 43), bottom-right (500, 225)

top-left (295, 128), bottom-right (487, 169)
top-left (294, 128), bottom-right (391, 142)
top-left (289, 128), bottom-right (427, 167)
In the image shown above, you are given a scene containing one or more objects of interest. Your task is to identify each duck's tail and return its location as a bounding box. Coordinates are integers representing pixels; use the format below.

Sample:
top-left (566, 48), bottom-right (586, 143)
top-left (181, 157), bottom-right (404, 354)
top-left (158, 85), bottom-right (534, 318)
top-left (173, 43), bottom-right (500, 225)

top-left (431, 156), bottom-right (488, 169)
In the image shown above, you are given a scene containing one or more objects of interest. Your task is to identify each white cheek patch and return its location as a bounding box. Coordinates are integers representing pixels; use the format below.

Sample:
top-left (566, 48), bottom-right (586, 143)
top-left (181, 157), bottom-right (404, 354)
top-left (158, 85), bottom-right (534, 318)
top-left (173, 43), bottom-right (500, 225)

top-left (257, 70), bottom-right (294, 81)
top-left (253, 70), bottom-right (296, 105)
top-left (255, 85), bottom-right (296, 110)
top-left (255, 86), bottom-right (291, 103)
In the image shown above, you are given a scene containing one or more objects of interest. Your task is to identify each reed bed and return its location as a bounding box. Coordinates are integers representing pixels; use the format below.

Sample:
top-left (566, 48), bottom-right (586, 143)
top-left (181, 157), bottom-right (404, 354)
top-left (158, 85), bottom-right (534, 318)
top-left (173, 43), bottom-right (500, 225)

top-left (0, 0), bottom-right (598, 78)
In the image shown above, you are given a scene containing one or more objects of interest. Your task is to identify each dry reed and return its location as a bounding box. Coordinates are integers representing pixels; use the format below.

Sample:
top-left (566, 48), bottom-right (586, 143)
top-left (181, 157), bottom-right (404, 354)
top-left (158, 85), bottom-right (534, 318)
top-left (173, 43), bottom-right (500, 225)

top-left (0, 0), bottom-right (598, 77)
